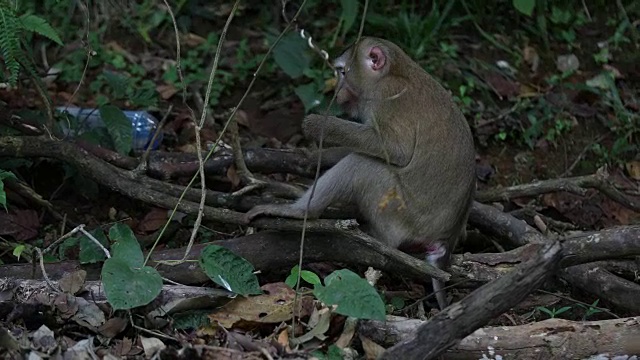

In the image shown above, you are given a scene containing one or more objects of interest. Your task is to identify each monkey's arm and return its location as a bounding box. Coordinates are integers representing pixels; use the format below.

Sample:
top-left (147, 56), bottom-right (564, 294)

top-left (303, 115), bottom-right (412, 167)
top-left (308, 147), bottom-right (352, 168)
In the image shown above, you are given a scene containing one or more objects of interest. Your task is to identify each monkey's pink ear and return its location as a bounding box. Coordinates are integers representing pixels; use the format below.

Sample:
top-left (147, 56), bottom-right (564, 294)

top-left (369, 47), bottom-right (386, 71)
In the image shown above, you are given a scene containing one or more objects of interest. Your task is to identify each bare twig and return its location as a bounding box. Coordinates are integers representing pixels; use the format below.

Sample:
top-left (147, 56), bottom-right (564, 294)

top-left (135, 104), bottom-right (172, 173)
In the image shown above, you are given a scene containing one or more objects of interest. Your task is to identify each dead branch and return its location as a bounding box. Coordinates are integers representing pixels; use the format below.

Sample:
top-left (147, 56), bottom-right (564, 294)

top-left (147, 230), bottom-right (450, 283)
top-left (359, 315), bottom-right (640, 359)
top-left (0, 277), bottom-right (233, 314)
top-left (76, 139), bottom-right (315, 180)
top-left (450, 225), bottom-right (640, 283)
top-left (469, 201), bottom-right (547, 246)
top-left (379, 240), bottom-right (562, 360)
top-left (1, 224), bottom-right (638, 292)
top-left (561, 263), bottom-right (640, 314)
top-left (0, 136), bottom-right (352, 232)
top-left (79, 143), bottom-right (640, 214)
top-left (476, 168), bottom-right (640, 212)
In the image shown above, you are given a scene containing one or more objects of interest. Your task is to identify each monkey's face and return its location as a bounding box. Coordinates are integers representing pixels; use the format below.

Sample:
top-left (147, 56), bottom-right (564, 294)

top-left (333, 38), bottom-right (390, 117)
top-left (333, 50), bottom-right (359, 116)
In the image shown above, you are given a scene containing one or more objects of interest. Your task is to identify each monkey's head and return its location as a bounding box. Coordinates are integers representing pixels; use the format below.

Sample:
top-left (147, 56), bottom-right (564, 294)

top-left (333, 37), bottom-right (406, 118)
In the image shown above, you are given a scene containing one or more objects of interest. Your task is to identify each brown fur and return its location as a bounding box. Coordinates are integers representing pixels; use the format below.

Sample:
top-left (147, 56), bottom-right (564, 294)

top-left (245, 37), bottom-right (476, 309)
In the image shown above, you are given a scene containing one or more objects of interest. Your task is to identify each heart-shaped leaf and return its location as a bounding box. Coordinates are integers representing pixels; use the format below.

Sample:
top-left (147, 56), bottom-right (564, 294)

top-left (109, 223), bottom-right (143, 267)
top-left (199, 245), bottom-right (262, 296)
top-left (99, 104), bottom-right (133, 155)
top-left (102, 257), bottom-right (162, 310)
top-left (314, 269), bottom-right (385, 321)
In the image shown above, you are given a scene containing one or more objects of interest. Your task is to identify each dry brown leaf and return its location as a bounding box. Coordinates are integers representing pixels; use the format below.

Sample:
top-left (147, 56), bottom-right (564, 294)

top-left (277, 329), bottom-right (290, 351)
top-left (360, 335), bottom-right (386, 360)
top-left (227, 164), bottom-right (241, 188)
top-left (137, 208), bottom-right (169, 233)
top-left (182, 33), bottom-right (207, 47)
top-left (156, 84), bottom-right (178, 100)
top-left (209, 283), bottom-right (311, 328)
top-left (0, 209), bottom-right (40, 241)
top-left (58, 270), bottom-right (87, 295)
top-left (523, 45), bottom-right (540, 73)
top-left (625, 160), bottom-right (640, 180)
top-left (99, 317), bottom-right (129, 338)
top-left (234, 109), bottom-right (250, 127)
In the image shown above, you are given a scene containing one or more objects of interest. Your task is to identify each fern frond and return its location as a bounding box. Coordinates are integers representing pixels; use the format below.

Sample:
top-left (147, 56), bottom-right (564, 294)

top-left (19, 14), bottom-right (63, 46)
top-left (0, 5), bottom-right (21, 86)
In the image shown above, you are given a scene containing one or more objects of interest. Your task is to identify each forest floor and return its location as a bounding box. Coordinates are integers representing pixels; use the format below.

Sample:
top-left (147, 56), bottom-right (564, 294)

top-left (0, 2), bottom-right (639, 359)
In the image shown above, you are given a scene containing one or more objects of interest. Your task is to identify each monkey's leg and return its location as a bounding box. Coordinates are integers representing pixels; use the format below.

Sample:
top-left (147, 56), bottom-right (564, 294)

top-left (426, 242), bottom-right (450, 310)
top-left (245, 156), bottom-right (356, 222)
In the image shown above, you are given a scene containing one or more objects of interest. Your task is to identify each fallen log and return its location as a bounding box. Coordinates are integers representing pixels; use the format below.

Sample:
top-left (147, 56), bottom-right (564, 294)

top-left (359, 315), bottom-right (640, 359)
top-left (379, 240), bottom-right (562, 360)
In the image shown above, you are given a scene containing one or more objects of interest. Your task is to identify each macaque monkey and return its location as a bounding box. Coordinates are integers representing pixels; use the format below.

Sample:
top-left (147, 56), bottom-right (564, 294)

top-left (245, 37), bottom-right (476, 309)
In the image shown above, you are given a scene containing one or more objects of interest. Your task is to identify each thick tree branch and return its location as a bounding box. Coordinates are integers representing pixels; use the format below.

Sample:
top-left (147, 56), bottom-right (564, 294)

top-left (379, 240), bottom-right (563, 360)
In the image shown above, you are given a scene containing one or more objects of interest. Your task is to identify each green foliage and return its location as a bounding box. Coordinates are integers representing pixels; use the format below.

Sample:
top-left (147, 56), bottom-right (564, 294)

top-left (389, 296), bottom-right (406, 311)
top-left (102, 224), bottom-right (163, 310)
top-left (0, 3), bottom-right (62, 86)
top-left (536, 305), bottom-right (572, 318)
top-left (99, 105), bottom-right (133, 156)
top-left (0, 5), bottom-right (22, 85)
top-left (273, 32), bottom-right (312, 79)
top-left (285, 265), bottom-right (322, 288)
top-left (78, 229), bottom-right (109, 263)
top-left (513, 0), bottom-right (535, 16)
top-left (578, 299), bottom-right (603, 320)
top-left (587, 71), bottom-right (639, 164)
top-left (311, 345), bottom-right (344, 360)
top-left (12, 244), bottom-right (26, 260)
top-left (60, 228), bottom-right (110, 264)
top-left (199, 245), bottom-right (262, 296)
top-left (313, 269), bottom-right (386, 321)
top-left (160, 32), bottom-right (237, 107)
top-left (331, 0), bottom-right (359, 45)
top-left (0, 169), bottom-right (16, 210)
top-left (366, 1), bottom-right (459, 60)
top-left (172, 310), bottom-right (212, 330)
top-left (270, 30), bottom-right (336, 114)
top-left (19, 14), bottom-right (63, 45)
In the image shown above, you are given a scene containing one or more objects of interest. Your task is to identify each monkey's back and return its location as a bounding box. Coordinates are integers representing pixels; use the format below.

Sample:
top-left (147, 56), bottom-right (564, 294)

top-left (357, 68), bottom-right (476, 248)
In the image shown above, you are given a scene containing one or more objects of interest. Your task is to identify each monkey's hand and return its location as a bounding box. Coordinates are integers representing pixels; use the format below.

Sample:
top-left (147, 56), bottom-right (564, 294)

top-left (244, 204), bottom-right (307, 224)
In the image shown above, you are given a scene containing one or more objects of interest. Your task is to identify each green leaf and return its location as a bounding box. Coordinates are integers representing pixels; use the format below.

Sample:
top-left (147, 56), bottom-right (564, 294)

top-left (294, 83), bottom-right (324, 113)
top-left (99, 105), bottom-right (133, 155)
top-left (19, 14), bottom-right (63, 46)
top-left (79, 228), bottom-right (109, 264)
top-left (199, 245), bottom-right (262, 296)
top-left (12, 244), bottom-right (26, 259)
top-left (0, 170), bottom-right (16, 210)
top-left (513, 0), bottom-right (535, 16)
top-left (0, 6), bottom-right (22, 86)
top-left (103, 71), bottom-right (129, 100)
top-left (537, 306), bottom-right (554, 317)
top-left (300, 270), bottom-right (321, 286)
top-left (555, 306), bottom-right (572, 315)
top-left (102, 257), bottom-right (163, 310)
top-left (172, 310), bottom-right (212, 330)
top-left (272, 32), bottom-right (311, 79)
top-left (314, 269), bottom-right (385, 321)
top-left (340, 0), bottom-right (359, 38)
top-left (286, 265), bottom-right (322, 288)
top-left (389, 296), bottom-right (405, 310)
top-left (285, 265), bottom-right (300, 288)
top-left (109, 223), bottom-right (143, 267)
top-left (327, 344), bottom-right (344, 360)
